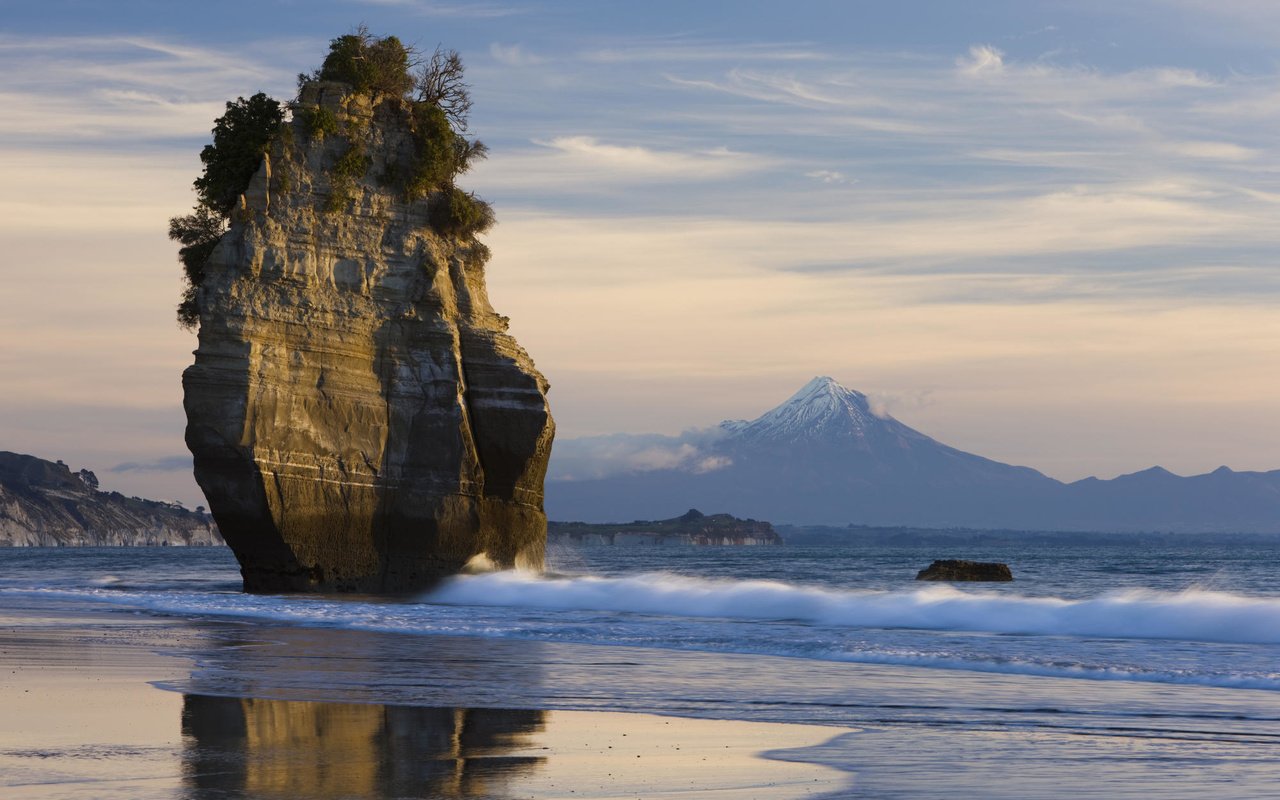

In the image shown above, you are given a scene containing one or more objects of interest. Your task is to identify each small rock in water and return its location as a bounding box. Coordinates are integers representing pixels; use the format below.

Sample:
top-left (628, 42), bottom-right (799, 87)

top-left (915, 559), bottom-right (1013, 582)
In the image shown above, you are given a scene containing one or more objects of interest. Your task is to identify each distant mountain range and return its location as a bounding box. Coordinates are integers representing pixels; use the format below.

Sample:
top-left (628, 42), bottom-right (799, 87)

top-left (546, 377), bottom-right (1280, 532)
top-left (0, 451), bottom-right (221, 546)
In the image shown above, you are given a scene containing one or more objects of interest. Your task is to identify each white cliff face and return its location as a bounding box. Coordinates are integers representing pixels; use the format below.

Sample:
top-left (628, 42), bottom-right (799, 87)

top-left (0, 452), bottom-right (221, 546)
top-left (182, 83), bottom-right (554, 593)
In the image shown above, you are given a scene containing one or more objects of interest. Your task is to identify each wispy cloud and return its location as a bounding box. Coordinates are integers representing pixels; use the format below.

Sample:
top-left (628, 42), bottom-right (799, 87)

top-left (537, 136), bottom-right (766, 177)
top-left (489, 42), bottom-right (544, 66)
top-left (549, 431), bottom-right (731, 480)
top-left (1160, 140), bottom-right (1258, 161)
top-left (470, 136), bottom-right (775, 191)
top-left (957, 44), bottom-right (1006, 75)
top-left (484, 178), bottom-right (1260, 284)
top-left (662, 69), bottom-right (928, 134)
top-left (6, 12), bottom-right (1280, 491)
top-left (352, 0), bottom-right (528, 17)
top-left (110, 455), bottom-right (192, 473)
top-left (0, 34), bottom-right (301, 146)
top-left (805, 169), bottom-right (852, 184)
top-left (580, 38), bottom-right (827, 64)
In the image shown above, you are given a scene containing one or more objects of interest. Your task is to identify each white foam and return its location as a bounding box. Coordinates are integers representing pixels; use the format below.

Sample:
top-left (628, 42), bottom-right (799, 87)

top-left (10, 572), bottom-right (1280, 692)
top-left (427, 571), bottom-right (1280, 646)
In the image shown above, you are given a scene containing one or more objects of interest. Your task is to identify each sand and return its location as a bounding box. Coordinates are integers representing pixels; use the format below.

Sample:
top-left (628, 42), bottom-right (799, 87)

top-left (0, 606), bottom-right (853, 799)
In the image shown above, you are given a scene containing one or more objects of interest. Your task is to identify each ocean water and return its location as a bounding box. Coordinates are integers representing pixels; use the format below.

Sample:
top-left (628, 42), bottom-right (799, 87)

top-left (4, 540), bottom-right (1280, 797)
top-left (6, 541), bottom-right (1280, 691)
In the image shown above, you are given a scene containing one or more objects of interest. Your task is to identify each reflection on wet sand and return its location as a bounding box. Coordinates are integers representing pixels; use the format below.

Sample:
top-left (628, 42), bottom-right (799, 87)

top-left (182, 695), bottom-right (546, 799)
top-left (0, 613), bottom-right (849, 800)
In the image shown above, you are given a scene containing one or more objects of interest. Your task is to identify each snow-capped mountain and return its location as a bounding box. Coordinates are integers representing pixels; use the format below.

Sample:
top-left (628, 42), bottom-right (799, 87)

top-left (710, 376), bottom-right (1046, 486)
top-left (546, 376), bottom-right (1280, 531)
top-left (719, 376), bottom-right (885, 444)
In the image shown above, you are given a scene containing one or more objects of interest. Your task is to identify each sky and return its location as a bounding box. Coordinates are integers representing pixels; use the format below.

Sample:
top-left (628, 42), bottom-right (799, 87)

top-left (2, 0), bottom-right (1280, 506)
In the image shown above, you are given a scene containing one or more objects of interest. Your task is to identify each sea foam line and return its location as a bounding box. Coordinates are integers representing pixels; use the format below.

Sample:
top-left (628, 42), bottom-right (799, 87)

top-left (8, 579), bottom-right (1280, 691)
top-left (428, 571), bottom-right (1280, 645)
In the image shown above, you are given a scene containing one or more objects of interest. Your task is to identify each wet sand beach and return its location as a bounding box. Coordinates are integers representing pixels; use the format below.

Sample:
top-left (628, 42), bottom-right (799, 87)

top-left (0, 603), bottom-right (851, 799)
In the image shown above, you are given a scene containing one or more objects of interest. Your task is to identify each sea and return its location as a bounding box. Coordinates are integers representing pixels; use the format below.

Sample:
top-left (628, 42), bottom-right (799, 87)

top-left (5, 539), bottom-right (1280, 797)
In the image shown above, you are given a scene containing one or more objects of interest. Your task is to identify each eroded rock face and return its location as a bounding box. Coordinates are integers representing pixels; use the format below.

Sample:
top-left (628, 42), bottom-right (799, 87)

top-left (183, 83), bottom-right (554, 593)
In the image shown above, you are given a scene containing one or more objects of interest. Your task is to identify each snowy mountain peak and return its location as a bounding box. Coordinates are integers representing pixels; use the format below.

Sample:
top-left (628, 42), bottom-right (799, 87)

top-left (792, 376), bottom-right (861, 403)
top-left (722, 376), bottom-right (883, 444)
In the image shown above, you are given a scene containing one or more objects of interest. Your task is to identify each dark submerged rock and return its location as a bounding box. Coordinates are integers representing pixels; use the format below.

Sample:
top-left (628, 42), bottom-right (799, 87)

top-left (916, 559), bottom-right (1013, 582)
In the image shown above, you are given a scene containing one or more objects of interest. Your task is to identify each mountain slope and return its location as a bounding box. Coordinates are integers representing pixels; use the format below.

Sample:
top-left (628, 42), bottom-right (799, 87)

top-left (546, 378), bottom-right (1280, 532)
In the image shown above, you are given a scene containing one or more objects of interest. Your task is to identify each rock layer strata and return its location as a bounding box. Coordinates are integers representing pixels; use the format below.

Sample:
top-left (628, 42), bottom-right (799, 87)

top-left (183, 83), bottom-right (554, 592)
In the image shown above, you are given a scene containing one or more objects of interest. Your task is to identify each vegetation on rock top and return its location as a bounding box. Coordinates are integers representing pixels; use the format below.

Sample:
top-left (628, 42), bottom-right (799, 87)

top-left (170, 93), bottom-right (282, 326)
top-left (309, 31), bottom-right (415, 98)
top-left (169, 26), bottom-right (493, 328)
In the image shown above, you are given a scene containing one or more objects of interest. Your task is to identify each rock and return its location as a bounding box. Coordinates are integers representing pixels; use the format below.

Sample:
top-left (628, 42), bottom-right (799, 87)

top-left (182, 82), bottom-right (554, 593)
top-left (915, 559), bottom-right (1013, 582)
top-left (0, 451), bottom-right (221, 546)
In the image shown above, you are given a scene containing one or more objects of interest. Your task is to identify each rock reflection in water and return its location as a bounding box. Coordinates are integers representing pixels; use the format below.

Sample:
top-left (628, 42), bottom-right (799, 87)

top-left (182, 695), bottom-right (547, 799)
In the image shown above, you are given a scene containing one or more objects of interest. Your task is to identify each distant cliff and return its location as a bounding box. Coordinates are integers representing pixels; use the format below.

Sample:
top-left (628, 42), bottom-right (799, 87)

top-left (0, 451), bottom-right (221, 546)
top-left (181, 33), bottom-right (553, 592)
top-left (548, 509), bottom-right (781, 546)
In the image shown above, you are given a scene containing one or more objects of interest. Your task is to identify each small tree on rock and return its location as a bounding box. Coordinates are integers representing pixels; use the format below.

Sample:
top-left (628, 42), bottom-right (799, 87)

top-left (193, 93), bottom-right (284, 216)
top-left (313, 26), bottom-right (414, 98)
top-left (416, 46), bottom-right (473, 131)
top-left (170, 93), bottom-right (282, 327)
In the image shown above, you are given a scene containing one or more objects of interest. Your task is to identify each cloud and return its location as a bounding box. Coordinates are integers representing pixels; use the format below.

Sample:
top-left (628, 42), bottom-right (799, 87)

top-left (110, 455), bottom-right (192, 473)
top-left (663, 70), bottom-right (928, 134)
top-left (5, 17), bottom-right (1280, 495)
top-left (867, 389), bottom-right (936, 419)
top-left (541, 136), bottom-right (764, 177)
top-left (805, 169), bottom-right (852, 184)
top-left (1161, 139), bottom-right (1258, 161)
top-left (489, 43), bottom-right (544, 66)
top-left (351, 0), bottom-right (527, 17)
top-left (484, 179), bottom-right (1258, 285)
top-left (958, 44), bottom-right (1006, 75)
top-left (579, 39), bottom-right (827, 65)
top-left (548, 431), bottom-right (731, 480)
top-left (0, 34), bottom-right (300, 147)
top-left (470, 137), bottom-right (773, 191)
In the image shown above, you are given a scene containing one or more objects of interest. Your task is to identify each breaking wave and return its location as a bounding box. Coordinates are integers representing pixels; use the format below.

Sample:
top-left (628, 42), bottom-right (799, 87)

top-left (429, 570), bottom-right (1280, 645)
top-left (9, 569), bottom-right (1280, 691)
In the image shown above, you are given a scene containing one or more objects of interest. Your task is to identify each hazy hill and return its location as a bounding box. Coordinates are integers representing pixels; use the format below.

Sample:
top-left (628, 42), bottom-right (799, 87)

top-left (0, 451), bottom-right (221, 546)
top-left (549, 508), bottom-right (781, 546)
top-left (547, 377), bottom-right (1280, 532)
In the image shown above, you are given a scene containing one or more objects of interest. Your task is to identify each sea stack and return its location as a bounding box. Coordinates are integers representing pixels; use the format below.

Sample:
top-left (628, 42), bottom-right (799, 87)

top-left (181, 36), bottom-right (554, 593)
